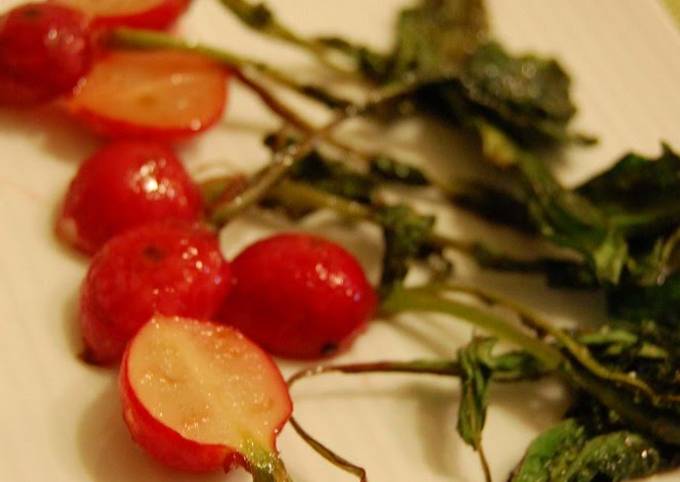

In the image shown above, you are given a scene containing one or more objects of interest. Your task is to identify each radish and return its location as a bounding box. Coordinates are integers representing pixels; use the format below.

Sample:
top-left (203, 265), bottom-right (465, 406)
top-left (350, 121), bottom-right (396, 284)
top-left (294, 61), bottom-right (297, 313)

top-left (0, 3), bottom-right (91, 106)
top-left (53, 0), bottom-right (190, 30)
top-left (67, 50), bottom-right (228, 141)
top-left (57, 140), bottom-right (203, 255)
top-left (120, 315), bottom-right (293, 478)
top-left (218, 233), bottom-right (377, 359)
top-left (80, 222), bottom-right (231, 364)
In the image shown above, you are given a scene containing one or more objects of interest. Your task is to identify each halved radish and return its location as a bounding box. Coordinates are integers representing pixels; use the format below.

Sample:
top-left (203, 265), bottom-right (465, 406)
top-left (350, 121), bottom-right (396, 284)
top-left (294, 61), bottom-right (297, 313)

top-left (67, 50), bottom-right (228, 141)
top-left (52, 0), bottom-right (190, 30)
top-left (120, 315), bottom-right (293, 478)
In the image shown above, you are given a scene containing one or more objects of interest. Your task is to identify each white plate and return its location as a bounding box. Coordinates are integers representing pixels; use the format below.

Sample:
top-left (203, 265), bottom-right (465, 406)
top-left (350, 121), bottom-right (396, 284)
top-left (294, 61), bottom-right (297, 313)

top-left (1, 1), bottom-right (679, 481)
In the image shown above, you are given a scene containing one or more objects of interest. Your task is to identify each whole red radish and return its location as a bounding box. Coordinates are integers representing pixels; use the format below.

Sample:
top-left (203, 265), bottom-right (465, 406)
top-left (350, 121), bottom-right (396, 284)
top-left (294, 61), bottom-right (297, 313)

top-left (57, 140), bottom-right (202, 255)
top-left (80, 222), bottom-right (231, 364)
top-left (67, 50), bottom-right (228, 141)
top-left (120, 315), bottom-right (292, 478)
top-left (0, 3), bottom-right (92, 106)
top-left (53, 0), bottom-right (190, 30)
top-left (218, 233), bottom-right (377, 359)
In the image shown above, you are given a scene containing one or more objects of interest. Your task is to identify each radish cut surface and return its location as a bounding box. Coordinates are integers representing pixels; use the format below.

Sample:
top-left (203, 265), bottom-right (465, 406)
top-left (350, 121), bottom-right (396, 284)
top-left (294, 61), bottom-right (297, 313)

top-left (126, 316), bottom-right (291, 451)
top-left (68, 51), bottom-right (227, 140)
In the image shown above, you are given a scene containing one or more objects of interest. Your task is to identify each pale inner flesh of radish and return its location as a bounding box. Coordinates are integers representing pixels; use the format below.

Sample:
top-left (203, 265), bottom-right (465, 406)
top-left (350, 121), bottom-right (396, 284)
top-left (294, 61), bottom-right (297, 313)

top-left (128, 316), bottom-right (289, 449)
top-left (58, 0), bottom-right (168, 16)
top-left (72, 52), bottom-right (224, 129)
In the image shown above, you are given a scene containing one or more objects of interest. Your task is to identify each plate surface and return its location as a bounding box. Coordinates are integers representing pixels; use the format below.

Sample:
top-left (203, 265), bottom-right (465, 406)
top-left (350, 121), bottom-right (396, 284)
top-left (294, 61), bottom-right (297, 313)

top-left (0, 1), bottom-right (679, 481)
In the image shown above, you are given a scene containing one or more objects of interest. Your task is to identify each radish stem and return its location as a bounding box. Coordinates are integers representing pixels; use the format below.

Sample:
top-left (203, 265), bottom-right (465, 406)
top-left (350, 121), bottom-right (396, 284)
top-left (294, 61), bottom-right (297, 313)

top-left (381, 286), bottom-right (563, 370)
top-left (109, 27), bottom-right (351, 108)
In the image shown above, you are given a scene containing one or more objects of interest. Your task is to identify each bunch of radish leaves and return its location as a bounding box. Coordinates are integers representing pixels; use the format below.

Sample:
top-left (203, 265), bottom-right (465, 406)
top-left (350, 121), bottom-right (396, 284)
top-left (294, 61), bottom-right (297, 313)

top-left (212, 0), bottom-right (680, 480)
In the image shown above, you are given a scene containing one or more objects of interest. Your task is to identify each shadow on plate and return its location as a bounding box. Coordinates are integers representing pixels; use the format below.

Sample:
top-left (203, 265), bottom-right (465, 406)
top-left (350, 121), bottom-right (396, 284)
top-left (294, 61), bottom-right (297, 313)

top-left (294, 380), bottom-right (463, 476)
top-left (491, 378), bottom-right (571, 431)
top-left (77, 379), bottom-right (247, 482)
top-left (61, 288), bottom-right (84, 359)
top-left (0, 106), bottom-right (100, 163)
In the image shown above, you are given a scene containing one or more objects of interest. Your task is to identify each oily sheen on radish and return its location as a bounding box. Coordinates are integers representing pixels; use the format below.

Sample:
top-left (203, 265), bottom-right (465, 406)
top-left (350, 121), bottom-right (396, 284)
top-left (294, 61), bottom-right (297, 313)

top-left (0, 3), bottom-right (92, 106)
top-left (218, 233), bottom-right (377, 359)
top-left (57, 140), bottom-right (203, 254)
top-left (80, 222), bottom-right (231, 364)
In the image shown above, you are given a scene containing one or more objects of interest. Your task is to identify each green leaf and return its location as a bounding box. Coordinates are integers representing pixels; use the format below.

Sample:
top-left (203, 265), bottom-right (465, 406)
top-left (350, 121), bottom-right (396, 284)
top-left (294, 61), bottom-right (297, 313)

top-left (456, 338), bottom-right (493, 447)
top-left (514, 145), bottom-right (628, 284)
top-left (562, 432), bottom-right (662, 482)
top-left (219, 0), bottom-right (275, 31)
top-left (624, 228), bottom-right (680, 285)
top-left (511, 420), bottom-right (662, 482)
top-left (388, 0), bottom-right (488, 81)
top-left (369, 155), bottom-right (429, 186)
top-left (449, 179), bottom-right (536, 233)
top-left (321, 0), bottom-right (488, 83)
top-left (415, 42), bottom-right (581, 153)
top-left (511, 419), bottom-right (587, 482)
top-left (608, 273), bottom-right (680, 326)
top-left (456, 337), bottom-right (494, 480)
top-left (544, 260), bottom-right (600, 290)
top-left (460, 42), bottom-right (577, 145)
top-left (575, 319), bottom-right (680, 406)
top-left (478, 348), bottom-right (547, 380)
top-left (375, 204), bottom-right (436, 297)
top-left (290, 151), bottom-right (376, 204)
top-left (578, 144), bottom-right (680, 236)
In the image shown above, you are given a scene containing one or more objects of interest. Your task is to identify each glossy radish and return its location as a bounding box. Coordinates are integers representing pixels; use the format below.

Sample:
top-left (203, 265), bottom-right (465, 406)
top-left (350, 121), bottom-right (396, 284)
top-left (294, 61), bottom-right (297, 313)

top-left (0, 3), bottom-right (91, 106)
top-left (218, 233), bottom-right (377, 359)
top-left (120, 315), bottom-right (293, 478)
top-left (53, 0), bottom-right (190, 30)
top-left (67, 50), bottom-right (228, 141)
top-left (57, 140), bottom-right (203, 255)
top-left (80, 222), bottom-right (231, 364)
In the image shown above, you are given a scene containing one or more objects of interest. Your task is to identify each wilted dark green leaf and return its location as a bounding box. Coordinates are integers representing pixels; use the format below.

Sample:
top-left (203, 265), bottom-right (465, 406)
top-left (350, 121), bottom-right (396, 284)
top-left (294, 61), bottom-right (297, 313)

top-left (369, 155), bottom-right (429, 185)
top-left (578, 144), bottom-right (680, 237)
top-left (511, 420), bottom-right (662, 482)
top-left (456, 338), bottom-right (493, 448)
top-left (608, 272), bottom-right (680, 326)
top-left (624, 233), bottom-right (680, 286)
top-left (387, 0), bottom-right (488, 81)
top-left (517, 149), bottom-right (629, 284)
top-left (477, 342), bottom-right (547, 380)
top-left (449, 179), bottom-right (536, 232)
top-left (511, 419), bottom-right (587, 482)
top-left (288, 151), bottom-right (376, 204)
top-left (456, 338), bottom-right (495, 480)
top-left (460, 42), bottom-right (576, 145)
top-left (219, 0), bottom-right (274, 30)
top-left (563, 432), bottom-right (661, 482)
top-left (375, 204), bottom-right (435, 296)
top-left (545, 260), bottom-right (600, 290)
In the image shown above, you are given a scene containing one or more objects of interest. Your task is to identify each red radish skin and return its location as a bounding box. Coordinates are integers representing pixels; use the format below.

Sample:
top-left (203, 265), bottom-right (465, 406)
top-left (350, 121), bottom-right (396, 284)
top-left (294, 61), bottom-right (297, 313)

top-left (218, 233), bottom-right (377, 359)
top-left (0, 3), bottom-right (91, 106)
top-left (120, 316), bottom-right (292, 474)
top-left (53, 0), bottom-right (190, 30)
top-left (80, 223), bottom-right (231, 364)
top-left (57, 140), bottom-right (203, 255)
top-left (67, 51), bottom-right (228, 141)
